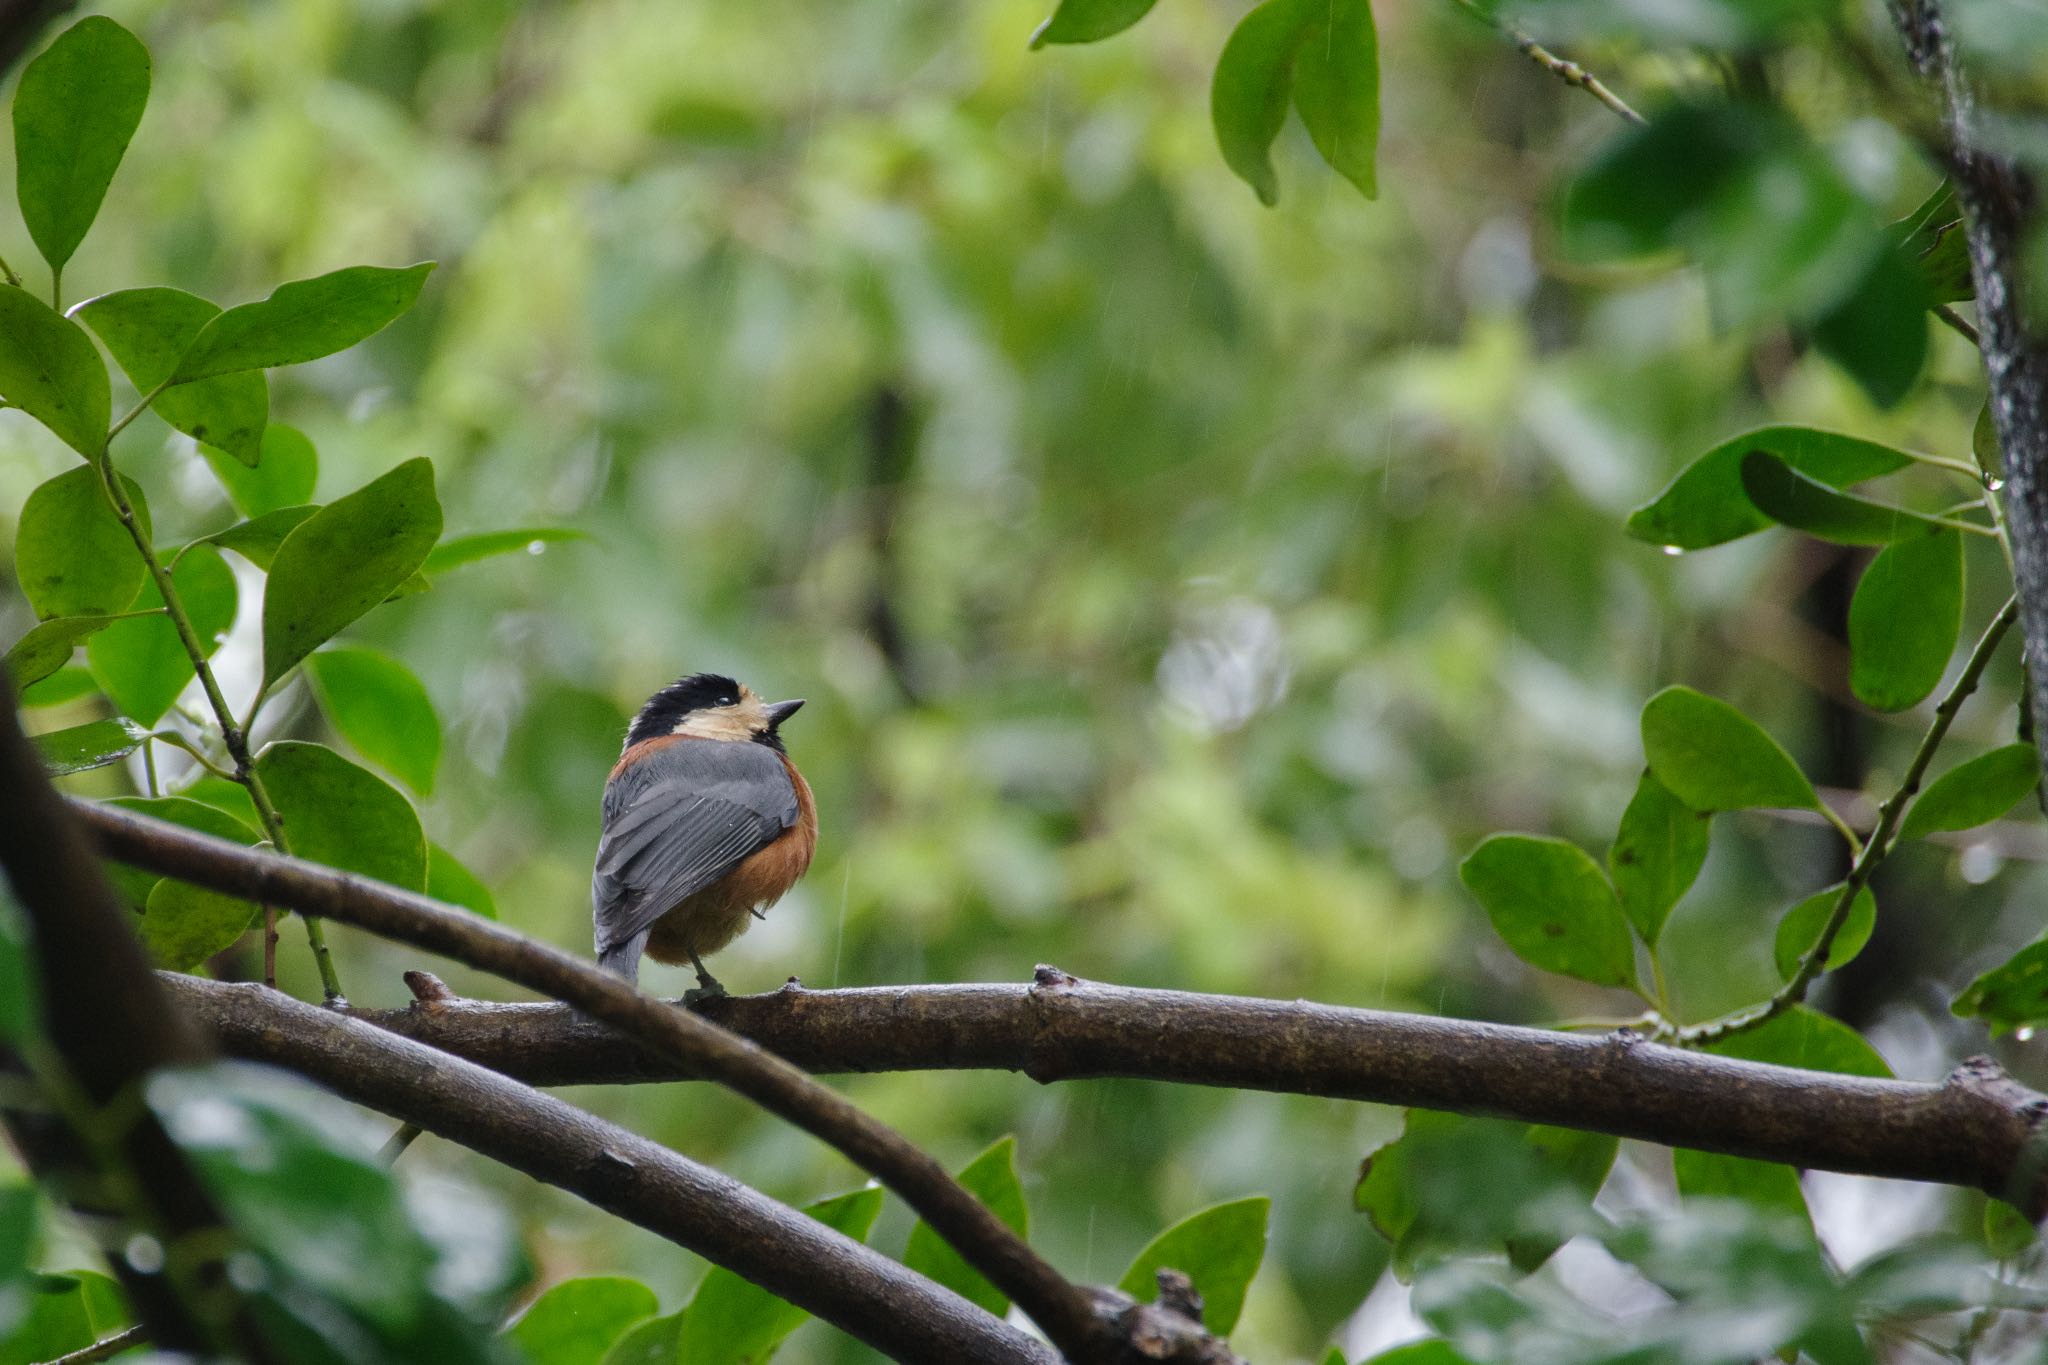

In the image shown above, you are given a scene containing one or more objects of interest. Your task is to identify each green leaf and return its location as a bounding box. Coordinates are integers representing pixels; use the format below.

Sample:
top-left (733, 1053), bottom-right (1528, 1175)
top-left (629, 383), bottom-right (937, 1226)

top-left (1626, 426), bottom-right (1917, 551)
top-left (1509, 1126), bottom-right (1619, 1271)
top-left (600, 1313), bottom-right (680, 1365)
top-left (1810, 249), bottom-right (1929, 409)
top-left (1900, 744), bottom-right (2041, 841)
top-left (4, 610), bottom-right (155, 689)
top-left (15, 467), bottom-right (150, 620)
top-left (421, 527), bottom-right (584, 576)
top-left (0, 1270), bottom-right (127, 1365)
top-left (1607, 769), bottom-right (1710, 947)
top-left (904, 1137), bottom-right (1030, 1315)
top-left (1848, 530), bottom-right (1963, 711)
top-left (1117, 1196), bottom-right (1268, 1336)
top-left (1360, 1345), bottom-right (1474, 1365)
top-left (1673, 1149), bottom-right (1808, 1220)
top-left (1772, 885), bottom-right (1877, 982)
top-left (509, 1278), bottom-right (658, 1365)
top-left (429, 844), bottom-right (497, 919)
top-left (86, 543), bottom-right (237, 725)
top-left (1953, 939), bottom-right (2048, 1034)
top-left (204, 504), bottom-right (319, 570)
top-left (172, 263), bottom-right (436, 382)
top-left (678, 1185), bottom-right (884, 1365)
top-left (1641, 686), bottom-right (1819, 813)
top-left (202, 423), bottom-right (317, 516)
top-left (173, 774), bottom-right (261, 826)
top-left (31, 716), bottom-right (153, 775)
top-left (72, 286), bottom-right (268, 465)
top-left (1030, 0), bottom-right (1158, 46)
top-left (1985, 1200), bottom-right (2035, 1258)
top-left (12, 17), bottom-right (150, 273)
top-left (255, 740), bottom-right (427, 890)
top-left (304, 647), bottom-right (441, 795)
top-left (139, 876), bottom-right (260, 971)
top-left (0, 286), bottom-right (110, 456)
top-left (1292, 0), bottom-right (1378, 200)
top-left (1705, 1005), bottom-right (1891, 1078)
top-left (20, 666), bottom-right (98, 707)
top-left (1740, 451), bottom-right (1959, 546)
top-left (262, 459), bottom-right (442, 687)
top-left (1211, 0), bottom-right (1311, 206)
top-left (1889, 180), bottom-right (1973, 305)
top-left (1457, 834), bottom-right (1637, 988)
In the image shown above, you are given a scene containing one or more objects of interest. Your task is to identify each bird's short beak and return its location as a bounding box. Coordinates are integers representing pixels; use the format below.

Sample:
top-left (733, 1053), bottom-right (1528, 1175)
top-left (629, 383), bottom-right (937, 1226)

top-left (764, 698), bottom-right (805, 727)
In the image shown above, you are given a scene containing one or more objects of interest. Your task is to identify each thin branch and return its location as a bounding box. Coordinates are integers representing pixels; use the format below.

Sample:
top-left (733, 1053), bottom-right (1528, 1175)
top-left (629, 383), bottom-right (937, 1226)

top-left (1676, 595), bottom-right (2019, 1045)
top-left (70, 802), bottom-right (1140, 1364)
top-left (202, 966), bottom-right (2048, 1218)
top-left (1936, 302), bottom-right (1982, 348)
top-left (155, 975), bottom-right (1062, 1365)
top-left (1451, 0), bottom-right (1646, 125)
top-left (37, 1325), bottom-right (149, 1365)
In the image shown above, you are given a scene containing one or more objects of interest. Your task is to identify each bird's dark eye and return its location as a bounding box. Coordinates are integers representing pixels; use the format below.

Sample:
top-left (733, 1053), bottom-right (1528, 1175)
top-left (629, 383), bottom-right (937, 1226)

top-left (720, 693), bottom-right (738, 707)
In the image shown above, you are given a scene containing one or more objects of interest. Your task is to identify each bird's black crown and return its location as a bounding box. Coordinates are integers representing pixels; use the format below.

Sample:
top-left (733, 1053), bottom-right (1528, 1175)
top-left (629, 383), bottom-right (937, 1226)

top-left (624, 672), bottom-right (742, 747)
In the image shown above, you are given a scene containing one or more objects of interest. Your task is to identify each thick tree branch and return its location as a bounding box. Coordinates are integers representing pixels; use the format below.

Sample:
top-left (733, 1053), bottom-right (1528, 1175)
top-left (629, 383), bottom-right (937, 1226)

top-left (70, 799), bottom-right (1232, 1364)
top-left (181, 968), bottom-right (2048, 1219)
top-left (154, 975), bottom-right (1060, 1365)
top-left (1892, 0), bottom-right (2048, 756)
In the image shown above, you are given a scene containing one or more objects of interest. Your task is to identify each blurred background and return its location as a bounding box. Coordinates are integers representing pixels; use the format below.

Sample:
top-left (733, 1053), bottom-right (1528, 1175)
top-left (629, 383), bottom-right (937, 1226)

top-left (0, 0), bottom-right (2034, 1359)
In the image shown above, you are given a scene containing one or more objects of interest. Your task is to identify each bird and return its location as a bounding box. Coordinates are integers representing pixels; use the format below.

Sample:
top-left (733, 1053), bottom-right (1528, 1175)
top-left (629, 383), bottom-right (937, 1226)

top-left (592, 672), bottom-right (817, 998)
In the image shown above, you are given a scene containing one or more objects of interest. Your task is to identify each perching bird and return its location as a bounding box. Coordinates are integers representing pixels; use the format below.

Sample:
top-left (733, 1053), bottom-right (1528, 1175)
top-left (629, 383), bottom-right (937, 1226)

top-left (592, 673), bottom-right (816, 997)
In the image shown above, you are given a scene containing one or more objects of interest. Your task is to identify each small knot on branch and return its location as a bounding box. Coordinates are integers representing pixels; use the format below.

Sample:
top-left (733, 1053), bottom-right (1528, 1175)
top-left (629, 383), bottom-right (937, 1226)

top-left (779, 975), bottom-right (805, 994)
top-left (1153, 1269), bottom-right (1204, 1323)
top-left (1033, 964), bottom-right (1079, 989)
top-left (1088, 1282), bottom-right (1244, 1363)
top-left (404, 971), bottom-right (457, 1010)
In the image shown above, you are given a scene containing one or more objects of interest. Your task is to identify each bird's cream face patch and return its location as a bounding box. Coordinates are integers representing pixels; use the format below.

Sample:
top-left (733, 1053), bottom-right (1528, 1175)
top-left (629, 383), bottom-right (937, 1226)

top-left (671, 683), bottom-right (771, 741)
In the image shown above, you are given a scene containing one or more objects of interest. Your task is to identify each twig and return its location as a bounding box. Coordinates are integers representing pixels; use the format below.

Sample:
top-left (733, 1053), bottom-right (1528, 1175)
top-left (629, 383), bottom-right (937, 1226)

top-left (182, 965), bottom-right (2048, 1218)
top-left (379, 1121), bottom-right (423, 1165)
top-left (37, 1324), bottom-right (149, 1364)
top-left (1936, 302), bottom-right (1982, 347)
top-left (1675, 596), bottom-right (2019, 1046)
top-left (1451, 0), bottom-right (1646, 125)
top-left (155, 976), bottom-right (1062, 1365)
top-left (71, 803), bottom-right (1134, 1364)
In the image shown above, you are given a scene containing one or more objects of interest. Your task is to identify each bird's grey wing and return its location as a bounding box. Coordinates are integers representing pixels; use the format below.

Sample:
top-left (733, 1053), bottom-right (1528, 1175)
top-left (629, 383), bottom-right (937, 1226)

top-left (591, 741), bottom-right (798, 954)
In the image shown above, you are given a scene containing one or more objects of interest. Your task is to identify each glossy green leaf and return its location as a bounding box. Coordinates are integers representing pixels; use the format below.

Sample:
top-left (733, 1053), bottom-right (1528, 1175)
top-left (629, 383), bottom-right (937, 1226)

top-left (72, 286), bottom-right (268, 465)
top-left (1626, 426), bottom-right (1916, 550)
top-left (1705, 1005), bottom-right (1891, 1078)
top-left (12, 17), bottom-right (150, 273)
top-left (204, 504), bottom-right (319, 570)
top-left (1848, 530), bottom-right (1963, 710)
top-left (175, 774), bottom-right (261, 826)
top-left (1811, 249), bottom-right (1929, 409)
top-left (19, 666), bottom-right (97, 707)
top-left (1030, 0), bottom-right (1158, 46)
top-left (1900, 744), bottom-right (2041, 841)
top-left (3, 610), bottom-right (155, 689)
top-left (1211, 0), bottom-right (1310, 206)
top-left (678, 1185), bottom-right (883, 1365)
top-left (1607, 769), bottom-right (1710, 947)
top-left (255, 740), bottom-right (427, 890)
top-left (600, 1313), bottom-right (680, 1365)
top-left (1641, 686), bottom-right (1819, 813)
top-left (1740, 451), bottom-right (1959, 546)
top-left (508, 1278), bottom-right (658, 1365)
top-left (173, 263), bottom-right (436, 382)
top-left (421, 527), bottom-right (584, 576)
top-left (0, 286), bottom-right (111, 457)
top-left (1292, 0), bottom-right (1378, 200)
top-left (262, 458), bottom-right (442, 687)
top-left (1953, 939), bottom-right (2048, 1034)
top-left (139, 875), bottom-right (260, 971)
top-left (1984, 1200), bottom-right (2035, 1258)
top-left (304, 646), bottom-right (441, 795)
top-left (1772, 885), bottom-right (1877, 982)
top-left (1458, 834), bottom-right (1637, 988)
top-left (31, 716), bottom-right (153, 775)
top-left (86, 543), bottom-right (237, 725)
top-left (0, 1270), bottom-right (127, 1365)
top-left (15, 467), bottom-right (149, 619)
top-left (1673, 1149), bottom-right (1808, 1220)
top-left (429, 844), bottom-right (498, 920)
top-left (202, 423), bottom-right (317, 516)
top-left (904, 1136), bottom-right (1030, 1315)
top-left (1117, 1196), bottom-right (1268, 1336)
top-left (1890, 180), bottom-right (1973, 304)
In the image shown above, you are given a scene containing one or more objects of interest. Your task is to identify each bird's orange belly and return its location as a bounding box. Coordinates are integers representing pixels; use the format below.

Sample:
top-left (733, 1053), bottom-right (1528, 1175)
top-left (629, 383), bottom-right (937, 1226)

top-left (643, 822), bottom-right (816, 965)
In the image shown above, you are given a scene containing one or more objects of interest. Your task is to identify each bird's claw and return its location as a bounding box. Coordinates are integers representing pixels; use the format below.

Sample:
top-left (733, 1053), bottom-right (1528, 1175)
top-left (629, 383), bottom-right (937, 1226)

top-left (684, 979), bottom-right (728, 1007)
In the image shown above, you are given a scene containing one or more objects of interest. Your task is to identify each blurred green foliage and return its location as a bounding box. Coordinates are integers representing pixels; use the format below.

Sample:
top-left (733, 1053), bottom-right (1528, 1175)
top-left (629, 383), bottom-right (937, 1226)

top-left (6, 0), bottom-right (2048, 1359)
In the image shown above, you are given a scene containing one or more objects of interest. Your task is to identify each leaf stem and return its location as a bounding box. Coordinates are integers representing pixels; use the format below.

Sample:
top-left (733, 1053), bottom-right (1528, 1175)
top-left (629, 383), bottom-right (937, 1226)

top-left (0, 252), bottom-right (19, 288)
top-left (49, 263), bottom-right (61, 312)
top-left (1935, 303), bottom-right (1982, 348)
top-left (90, 418), bottom-right (347, 1002)
top-left (1673, 595), bottom-right (2019, 1046)
top-left (1819, 800), bottom-right (1865, 859)
top-left (1450, 0), bottom-right (1647, 125)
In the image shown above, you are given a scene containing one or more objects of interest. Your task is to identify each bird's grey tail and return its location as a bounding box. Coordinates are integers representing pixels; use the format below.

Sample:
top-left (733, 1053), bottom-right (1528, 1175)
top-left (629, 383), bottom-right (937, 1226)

top-left (597, 930), bottom-right (650, 984)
